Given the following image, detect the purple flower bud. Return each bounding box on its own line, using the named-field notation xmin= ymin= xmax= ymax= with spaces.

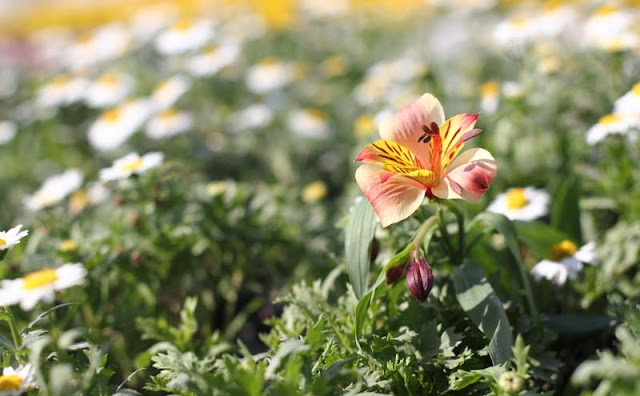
xmin=386 ymin=263 xmax=406 ymax=285
xmin=406 ymin=255 xmax=433 ymax=302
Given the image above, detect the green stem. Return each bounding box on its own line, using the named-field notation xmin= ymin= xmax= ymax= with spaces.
xmin=412 ymin=216 xmax=438 ymax=248
xmin=443 ymin=201 xmax=466 ymax=262
xmin=3 ymin=306 xmax=22 ymax=350
xmin=437 ymin=208 xmax=456 ymax=263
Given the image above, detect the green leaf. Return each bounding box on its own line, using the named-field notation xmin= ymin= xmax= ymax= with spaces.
xmin=544 ymin=314 xmax=616 ymax=335
xmin=344 ymin=198 xmax=377 ymax=299
xmin=551 ymin=174 xmax=582 ymax=242
xmin=470 ymin=212 xmax=537 ymax=316
xmin=354 ymin=242 xmax=413 ymax=349
xmin=514 ymin=220 xmax=572 ymax=259
xmin=453 ymin=260 xmax=513 ymax=365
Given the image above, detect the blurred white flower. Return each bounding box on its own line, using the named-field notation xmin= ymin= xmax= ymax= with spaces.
xmin=246 ymin=58 xmax=294 ymax=94
xmin=584 ymin=5 xmax=633 ymax=41
xmin=24 ymin=169 xmax=83 ymax=211
xmin=0 ymin=225 xmax=28 ymax=251
xmin=84 ymin=72 xmax=135 ymax=108
xmin=479 ymin=81 xmax=500 ymax=114
xmin=614 ymin=82 xmax=640 ymax=117
xmin=186 ymin=43 xmax=240 ymax=77
xmin=0 ymin=121 xmax=16 ymax=145
xmin=502 ymin=81 xmax=523 ymax=98
xmin=0 ymin=263 xmax=86 ymax=310
xmin=586 ymin=113 xmax=637 ymax=145
xmin=228 ymin=104 xmax=274 ymax=131
xmin=535 ymin=4 xmax=577 ymax=38
xmin=0 ymin=364 xmax=36 ymax=394
xmin=65 ymin=24 xmax=132 ymax=71
xmin=88 ymin=99 xmax=152 ymax=151
xmin=531 ymin=241 xmax=597 ymax=286
xmin=129 ymin=5 xmax=177 ymax=42
xmin=146 ymin=109 xmax=193 ymax=139
xmin=155 ymin=19 xmax=214 ymax=55
xmin=151 ymin=75 xmax=191 ymax=111
xmin=100 ymin=152 xmax=164 ymax=182
xmin=487 ymin=187 xmax=549 ymax=221
xmin=300 ymin=0 xmax=350 ymax=19
xmin=494 ymin=16 xmax=537 ymax=47
xmin=287 ymin=108 xmax=330 ymax=139
xmin=36 ymin=75 xmax=89 ymax=108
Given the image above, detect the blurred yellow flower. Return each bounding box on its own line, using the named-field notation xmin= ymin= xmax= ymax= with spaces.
xmin=302 ymin=181 xmax=328 ymax=203
xmin=354 ymin=114 xmax=376 ymax=137
xmin=59 ymin=240 xmax=77 ymax=252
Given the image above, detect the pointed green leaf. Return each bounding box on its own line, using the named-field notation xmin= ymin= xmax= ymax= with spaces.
xmin=551 ymin=174 xmax=582 ymax=242
xmin=514 ymin=220 xmax=572 ymax=259
xmin=453 ymin=260 xmax=513 ymax=365
xmin=344 ymin=198 xmax=377 ymax=299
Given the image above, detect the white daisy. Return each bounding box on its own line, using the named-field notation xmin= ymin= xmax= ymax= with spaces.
xmin=24 ymin=169 xmax=83 ymax=211
xmin=583 ymin=5 xmax=634 ymax=48
xmin=186 ymin=43 xmax=240 ymax=77
xmin=88 ymin=98 xmax=152 ymax=151
xmin=129 ymin=4 xmax=176 ymax=42
xmin=534 ymin=4 xmax=577 ymax=38
xmin=227 ymin=104 xmax=274 ymax=132
xmin=493 ymin=16 xmax=537 ymax=47
xmin=614 ymin=82 xmax=640 ymax=117
xmin=36 ymin=75 xmax=89 ymax=109
xmin=151 ymin=76 xmax=191 ymax=111
xmin=0 ymin=263 xmax=86 ymax=311
xmin=487 ymin=187 xmax=550 ymax=221
xmin=531 ymin=241 xmax=597 ymax=286
xmin=84 ymin=72 xmax=135 ymax=109
xmin=245 ymin=58 xmax=295 ymax=94
xmin=100 ymin=152 xmax=164 ymax=182
xmin=65 ymin=24 xmax=132 ymax=71
xmin=154 ymin=19 xmax=214 ymax=55
xmin=479 ymin=81 xmax=500 ymax=114
xmin=287 ymin=108 xmax=330 ymax=139
xmin=0 ymin=364 xmax=36 ymax=395
xmin=586 ymin=113 xmax=637 ymax=145
xmin=299 ymin=0 xmax=350 ymax=19
xmin=0 ymin=225 xmax=28 ymax=252
xmin=145 ymin=109 xmax=193 ymax=139
xmin=0 ymin=121 xmax=16 ymax=145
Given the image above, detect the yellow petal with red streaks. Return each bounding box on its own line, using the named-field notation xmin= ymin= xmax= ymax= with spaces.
xmin=354 ymin=139 xmax=422 ymax=171
xmin=436 ymin=113 xmax=481 ymax=171
xmin=355 ymin=164 xmax=426 ymax=228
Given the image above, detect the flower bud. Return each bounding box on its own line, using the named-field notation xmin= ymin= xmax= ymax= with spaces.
xmin=498 ymin=371 xmax=523 ymax=394
xmin=405 ymin=255 xmax=433 ymax=301
xmin=385 ymin=263 xmax=406 ymax=284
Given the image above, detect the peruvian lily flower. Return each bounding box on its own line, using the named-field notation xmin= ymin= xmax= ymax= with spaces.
xmin=354 ymin=93 xmax=497 ymax=227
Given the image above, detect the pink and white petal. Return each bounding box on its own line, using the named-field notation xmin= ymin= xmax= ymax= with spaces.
xmin=432 ymin=148 xmax=497 ymax=201
xmin=355 ymin=164 xmax=426 ymax=228
xmin=379 ymin=93 xmax=445 ymax=167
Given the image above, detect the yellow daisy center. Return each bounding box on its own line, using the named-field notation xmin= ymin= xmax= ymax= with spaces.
xmin=599 ymin=114 xmax=621 ymax=125
xmin=98 ymin=73 xmax=119 ymax=86
xmin=259 ymin=57 xmax=279 ymax=66
xmin=69 ymin=190 xmax=89 ymax=214
xmin=594 ymin=5 xmax=618 ymax=17
xmin=354 ymin=114 xmax=375 ymax=137
xmin=511 ymin=17 xmax=529 ymax=29
xmin=173 ymin=19 xmax=192 ymax=31
xmin=0 ymin=374 xmax=22 ymax=391
xmin=302 ymin=181 xmax=327 ymax=203
xmin=59 ymin=240 xmax=77 ymax=252
xmin=549 ymin=240 xmax=578 ymax=261
xmin=632 ymin=83 xmax=640 ymax=96
xmin=306 ymin=108 xmax=327 ymax=121
xmin=122 ymin=158 xmax=144 ymax=173
xmin=23 ymin=269 xmax=58 ymax=290
xmin=159 ymin=108 xmax=179 ymax=120
xmin=102 ymin=108 xmax=121 ymax=123
xmin=51 ymin=75 xmax=71 ymax=87
xmin=506 ymin=188 xmax=529 ymax=209
xmin=0 ymin=238 xmax=6 ymax=246
xmin=481 ymin=81 xmax=500 ymax=97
